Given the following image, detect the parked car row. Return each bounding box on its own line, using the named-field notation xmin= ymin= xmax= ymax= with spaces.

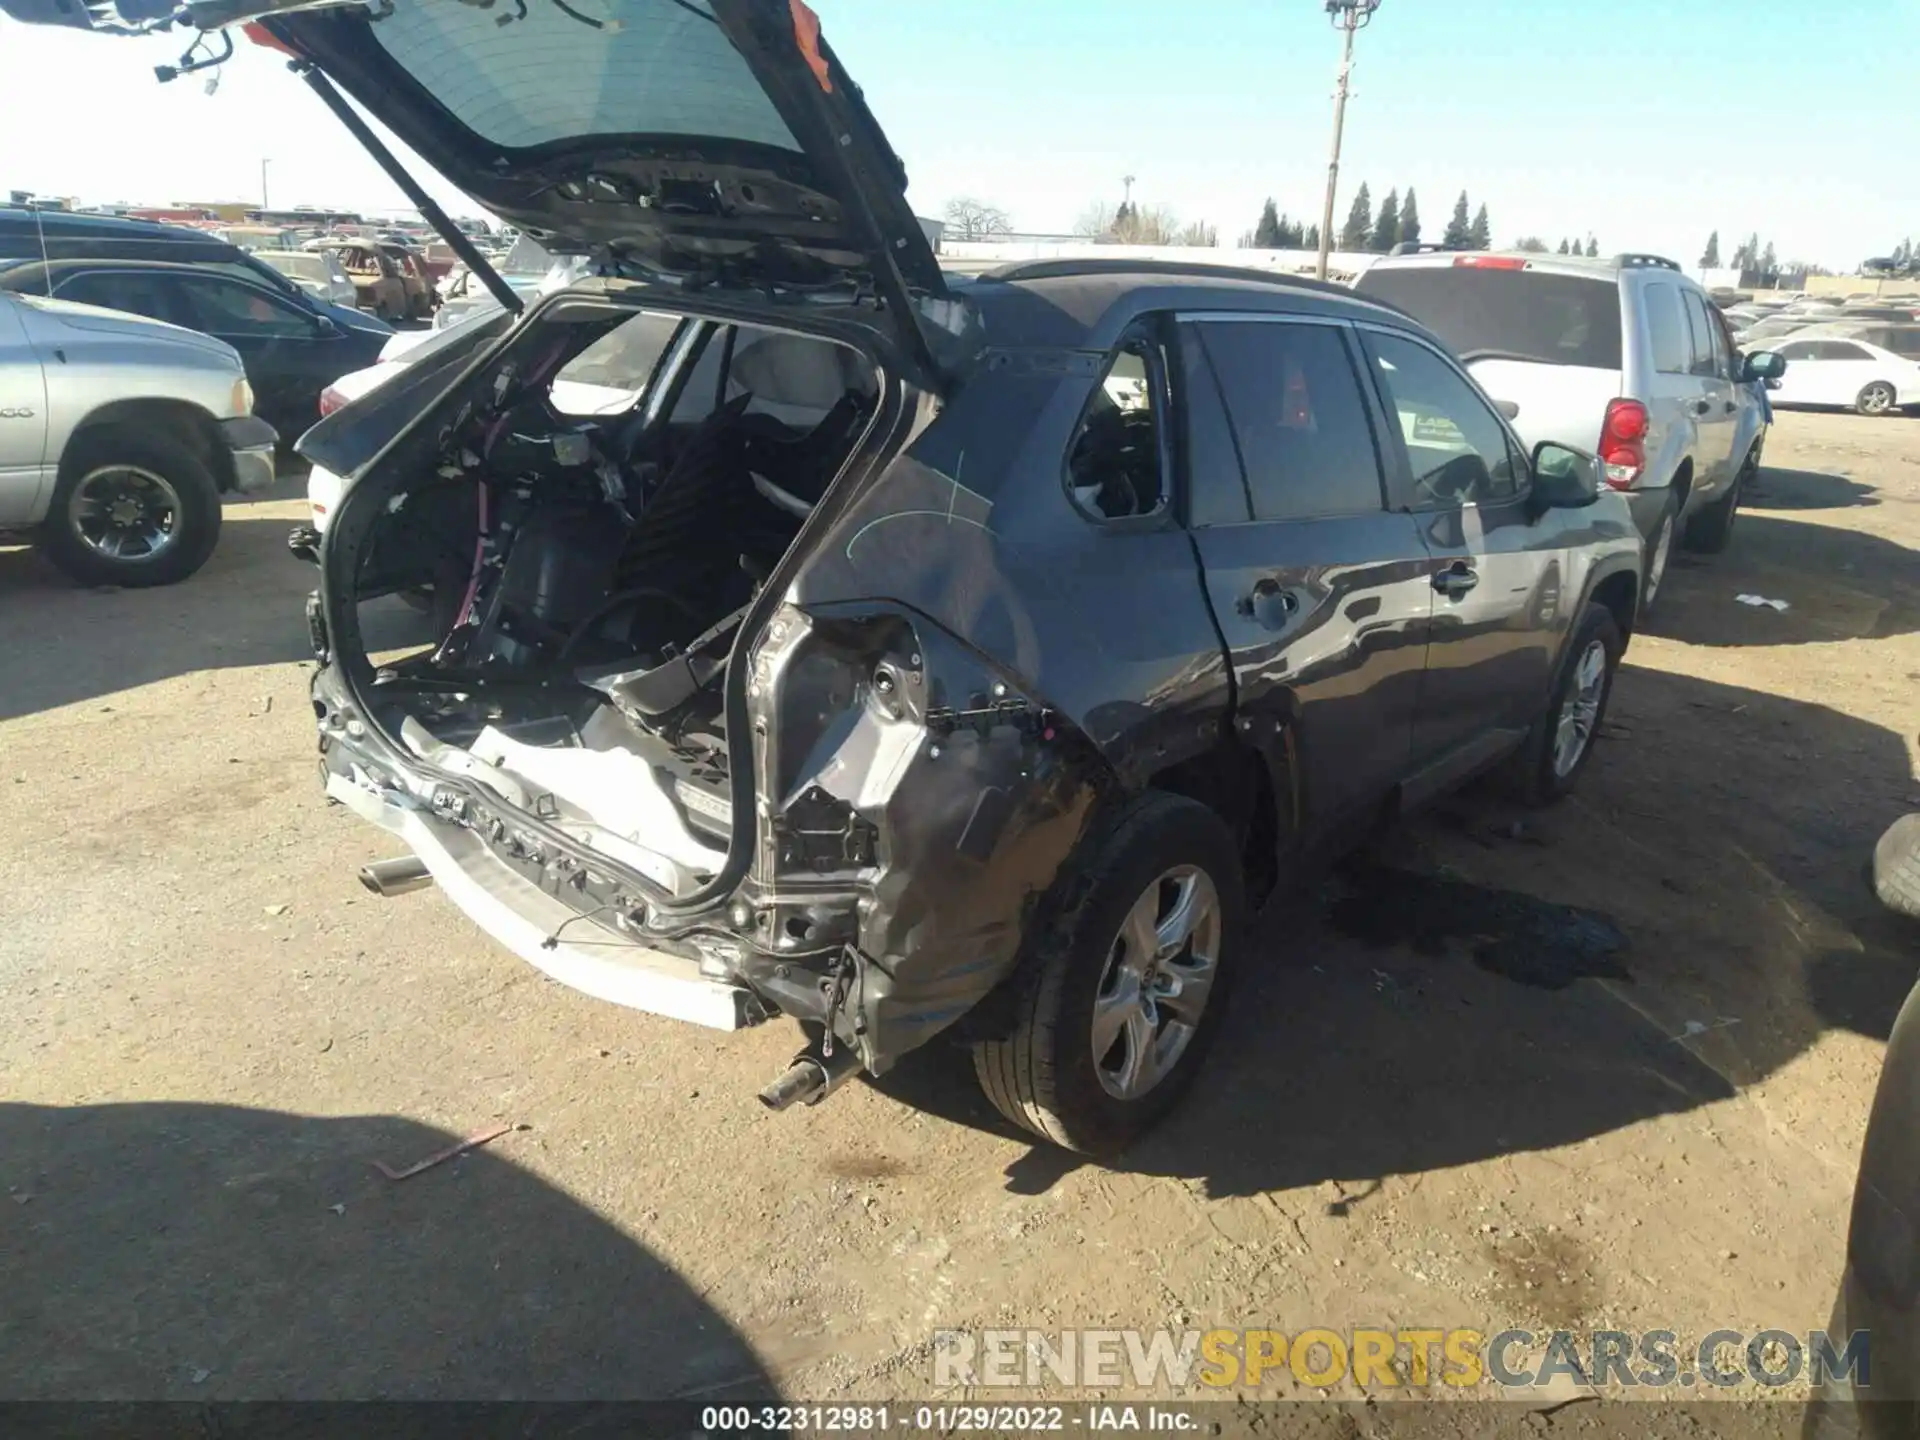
xmin=0 ymin=206 xmax=402 ymax=583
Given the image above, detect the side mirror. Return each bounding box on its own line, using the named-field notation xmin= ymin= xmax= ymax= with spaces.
xmin=314 ymin=314 xmax=341 ymax=337
xmin=1742 ymin=350 xmax=1787 ymax=383
xmin=1493 ymin=398 xmax=1521 ymax=421
xmin=1528 ymin=441 xmax=1601 ymax=515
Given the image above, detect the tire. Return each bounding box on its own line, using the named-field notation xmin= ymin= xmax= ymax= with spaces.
xmin=39 ymin=427 xmax=223 ymax=588
xmin=1856 ymin=382 xmax=1898 ymax=416
xmin=972 ymin=791 xmax=1247 ymax=1155
xmin=1683 ymin=448 xmax=1752 ymax=555
xmin=1874 ymin=814 xmax=1920 ymax=921
xmin=1640 ymin=495 xmax=1678 ymax=614
xmin=1509 ymin=602 xmax=1623 ymax=806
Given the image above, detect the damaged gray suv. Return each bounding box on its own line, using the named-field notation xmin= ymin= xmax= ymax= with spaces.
xmin=18 ymin=0 xmax=1642 ymax=1152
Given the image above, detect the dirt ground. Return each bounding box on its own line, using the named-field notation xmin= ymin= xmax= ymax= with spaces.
xmin=2 ymin=410 xmax=1916 ymax=1418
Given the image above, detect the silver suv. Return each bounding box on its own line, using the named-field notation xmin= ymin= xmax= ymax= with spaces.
xmin=1356 ymin=250 xmax=1785 ymax=610
xmin=0 ymin=289 xmax=275 ymax=586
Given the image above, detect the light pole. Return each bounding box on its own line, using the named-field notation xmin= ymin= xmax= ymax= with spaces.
xmin=260 ymin=158 xmax=271 ymax=212
xmin=1316 ymin=0 xmax=1381 ymax=281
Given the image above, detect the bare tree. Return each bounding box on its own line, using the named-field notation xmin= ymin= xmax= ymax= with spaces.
xmin=1075 ymin=198 xmax=1181 ymax=244
xmin=942 ymin=196 xmax=1012 ymax=242
xmin=1177 ymin=219 xmax=1218 ymax=248
xmin=1074 ymin=200 xmax=1122 ymax=240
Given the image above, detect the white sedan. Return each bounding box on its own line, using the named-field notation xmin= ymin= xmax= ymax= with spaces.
xmin=1766 ymin=336 xmax=1920 ymax=416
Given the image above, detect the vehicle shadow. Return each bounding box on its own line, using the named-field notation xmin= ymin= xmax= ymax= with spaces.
xmin=0 ymin=483 xmax=428 ymax=723
xmin=877 ymin=665 xmax=1917 ymax=1198
xmin=1647 ymin=510 xmax=1920 ymax=646
xmin=1743 ymin=464 xmax=1880 ymax=510
xmin=0 ymin=1100 xmax=777 ymax=1401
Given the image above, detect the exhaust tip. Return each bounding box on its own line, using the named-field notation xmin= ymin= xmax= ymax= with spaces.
xmin=757 ymin=1050 xmax=860 ymax=1111
xmin=360 ymin=856 xmax=432 ymax=897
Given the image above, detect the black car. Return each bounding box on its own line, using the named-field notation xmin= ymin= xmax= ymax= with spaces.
xmin=7 ymin=0 xmax=1643 ymax=1154
xmin=0 ymin=259 xmax=388 ymax=441
xmin=0 ymin=207 xmax=392 ymax=341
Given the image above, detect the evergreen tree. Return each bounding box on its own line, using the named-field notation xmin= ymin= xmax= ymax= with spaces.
xmin=1442 ymin=191 xmax=1472 ymax=249
xmin=1585 ymin=236 xmax=1599 ymax=258
xmin=1253 ymin=199 xmax=1282 ymax=249
xmin=1279 ymin=215 xmax=1303 ymax=248
xmin=1700 ymin=231 xmax=1721 ymax=268
xmin=1398 ymin=188 xmax=1421 ymax=247
xmin=1370 ymin=188 xmax=1401 ymax=253
xmin=1339 ymin=183 xmax=1373 ymax=252
xmin=1556 ymin=238 xmax=1570 ymax=254
xmin=1468 ymin=203 xmax=1491 ymax=250
xmin=1760 ymin=241 xmax=1777 ymax=275
xmin=1303 ymin=223 xmax=1321 ymax=251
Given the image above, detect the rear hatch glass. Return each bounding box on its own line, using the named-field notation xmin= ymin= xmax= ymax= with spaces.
xmin=1357 ymin=267 xmax=1623 ymax=370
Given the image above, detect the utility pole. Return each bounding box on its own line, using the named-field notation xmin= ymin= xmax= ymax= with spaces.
xmin=261 ymin=158 xmax=271 ymax=211
xmin=1122 ymin=174 xmax=1136 ymax=208
xmin=1316 ymin=0 xmax=1381 ymax=281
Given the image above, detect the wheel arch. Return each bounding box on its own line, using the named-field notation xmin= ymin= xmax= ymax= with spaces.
xmin=1145 ymin=733 xmax=1286 ymax=906
xmin=1583 ymin=558 xmax=1640 ymax=645
xmin=1667 ymin=456 xmax=1695 ymax=513
xmin=65 ymin=398 xmax=237 ymax=494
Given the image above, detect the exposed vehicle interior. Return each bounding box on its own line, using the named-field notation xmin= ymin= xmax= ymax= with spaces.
xmin=341 ymin=310 xmax=882 ymax=892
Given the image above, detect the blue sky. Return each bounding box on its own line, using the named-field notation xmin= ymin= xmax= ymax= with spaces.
xmin=1 ymin=0 xmax=1912 ymax=266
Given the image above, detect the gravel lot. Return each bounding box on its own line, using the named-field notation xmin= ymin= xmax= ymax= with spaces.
xmin=2 ymin=409 xmax=1916 ymax=1410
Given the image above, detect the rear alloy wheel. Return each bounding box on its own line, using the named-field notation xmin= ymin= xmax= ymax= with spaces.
xmin=1683 ymin=449 xmax=1752 ymax=554
xmin=1856 ymin=382 xmax=1899 ymax=416
xmin=1641 ymin=499 xmax=1677 ymax=613
xmin=1509 ymin=602 xmax=1623 ymax=805
xmin=973 ymin=791 xmax=1245 ymax=1155
xmin=40 ymin=428 xmax=223 ymax=587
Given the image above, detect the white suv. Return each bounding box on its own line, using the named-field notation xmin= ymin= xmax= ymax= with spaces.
xmin=1356 ymin=250 xmax=1784 ymax=610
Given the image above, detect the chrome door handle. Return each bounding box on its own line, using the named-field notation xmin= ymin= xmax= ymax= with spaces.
xmin=1433 ymin=564 xmax=1479 ymax=597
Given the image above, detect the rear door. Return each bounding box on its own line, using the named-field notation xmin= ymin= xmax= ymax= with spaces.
xmin=0 ymin=298 xmax=50 ymax=525
xmin=1639 ymin=279 xmax=1705 ymax=485
xmin=1681 ymin=287 xmax=1738 ymax=489
xmin=1177 ymin=313 xmax=1432 ymax=833
xmin=1355 ymin=325 xmax=1563 ymax=795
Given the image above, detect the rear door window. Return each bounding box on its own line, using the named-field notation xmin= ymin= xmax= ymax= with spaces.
xmin=1682 ymin=291 xmax=1721 ymax=377
xmin=1066 ymin=337 xmax=1166 ymax=520
xmin=1813 ymin=341 xmax=1873 ymax=361
xmin=1645 ymin=283 xmax=1690 ymax=374
xmin=1353 ymin=265 xmax=1623 ymax=369
xmin=53 ymin=270 xmax=192 ymax=328
xmin=1190 ymin=320 xmax=1385 ymax=521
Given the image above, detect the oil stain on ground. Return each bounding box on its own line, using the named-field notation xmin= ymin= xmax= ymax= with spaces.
xmin=1326 ymin=864 xmax=1631 ymax=990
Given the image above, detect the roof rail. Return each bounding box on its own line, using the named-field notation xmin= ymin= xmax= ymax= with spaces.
xmin=1387 ymin=241 xmax=1450 ymax=256
xmin=1613 ymin=252 xmax=1682 ymax=272
xmin=983 ymin=256 xmax=1359 ymax=300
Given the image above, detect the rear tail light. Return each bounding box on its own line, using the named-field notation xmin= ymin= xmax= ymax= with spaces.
xmin=318 ymin=385 xmax=347 ymax=418
xmin=1598 ymin=398 xmax=1650 ymax=489
xmin=1455 ymin=255 xmax=1528 ymax=270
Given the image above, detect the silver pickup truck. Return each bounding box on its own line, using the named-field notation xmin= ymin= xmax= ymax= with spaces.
xmin=0 ymin=288 xmax=276 ymax=586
